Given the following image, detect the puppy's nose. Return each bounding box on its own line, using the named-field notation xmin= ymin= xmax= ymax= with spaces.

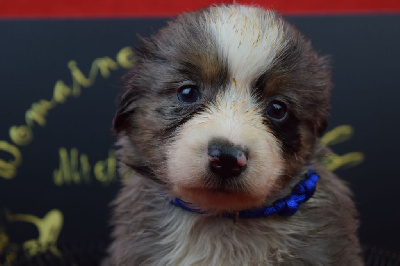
xmin=208 ymin=139 xmax=248 ymax=178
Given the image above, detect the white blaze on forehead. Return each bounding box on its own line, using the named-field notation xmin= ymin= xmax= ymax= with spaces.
xmin=166 ymin=6 xmax=287 ymax=211
xmin=206 ymin=5 xmax=287 ymax=82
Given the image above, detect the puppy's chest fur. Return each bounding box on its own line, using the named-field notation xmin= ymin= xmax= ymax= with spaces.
xmin=108 ymin=165 xmax=361 ymax=266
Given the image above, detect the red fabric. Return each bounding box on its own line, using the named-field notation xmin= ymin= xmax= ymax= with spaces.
xmin=1 ymin=0 xmax=400 ymax=18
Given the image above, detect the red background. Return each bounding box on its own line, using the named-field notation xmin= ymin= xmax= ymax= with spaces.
xmin=1 ymin=0 xmax=400 ymax=18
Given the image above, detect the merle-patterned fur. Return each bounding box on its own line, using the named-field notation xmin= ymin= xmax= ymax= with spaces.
xmin=105 ymin=5 xmax=362 ymax=265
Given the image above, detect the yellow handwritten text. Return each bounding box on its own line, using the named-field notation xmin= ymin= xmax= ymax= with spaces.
xmin=6 ymin=209 xmax=64 ymax=257
xmin=68 ymin=57 xmax=118 ymax=95
xmin=53 ymin=148 xmax=117 ymax=186
xmin=25 ymin=100 xmax=54 ymax=128
xmin=9 ymin=125 xmax=34 ymax=147
xmin=0 ymin=47 xmax=134 ymax=180
xmin=321 ymin=125 xmax=354 ymax=146
xmin=0 ymin=141 xmax=22 ymax=180
xmin=94 ymin=149 xmax=117 ymax=186
xmin=324 ymin=152 xmax=365 ymax=171
xmin=53 ymin=148 xmax=91 ymax=185
xmin=0 ymin=229 xmax=9 ymax=255
xmin=322 ymin=125 xmax=365 ymax=171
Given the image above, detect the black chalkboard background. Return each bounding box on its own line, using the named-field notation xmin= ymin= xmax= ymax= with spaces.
xmin=0 ymin=14 xmax=399 ymax=263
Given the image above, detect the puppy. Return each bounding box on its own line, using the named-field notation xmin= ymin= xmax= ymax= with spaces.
xmin=106 ymin=5 xmax=363 ymax=265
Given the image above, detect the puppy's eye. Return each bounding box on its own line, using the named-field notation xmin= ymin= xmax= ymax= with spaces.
xmin=266 ymin=101 xmax=287 ymax=121
xmin=177 ymin=85 xmax=200 ymax=104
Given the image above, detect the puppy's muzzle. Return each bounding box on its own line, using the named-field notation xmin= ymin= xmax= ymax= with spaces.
xmin=208 ymin=138 xmax=249 ymax=178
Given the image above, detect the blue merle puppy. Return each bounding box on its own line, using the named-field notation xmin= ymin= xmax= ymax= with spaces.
xmin=105 ymin=5 xmax=363 ymax=265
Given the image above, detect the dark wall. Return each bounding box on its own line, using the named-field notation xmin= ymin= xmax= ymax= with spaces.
xmin=0 ymin=14 xmax=399 ymax=259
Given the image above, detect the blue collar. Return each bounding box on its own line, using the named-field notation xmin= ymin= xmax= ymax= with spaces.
xmin=169 ymin=169 xmax=319 ymax=219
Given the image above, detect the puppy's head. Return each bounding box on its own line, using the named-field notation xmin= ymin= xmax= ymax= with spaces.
xmin=114 ymin=5 xmax=331 ymax=212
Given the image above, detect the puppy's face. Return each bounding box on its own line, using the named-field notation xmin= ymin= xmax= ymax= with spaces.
xmin=114 ymin=5 xmax=331 ymax=212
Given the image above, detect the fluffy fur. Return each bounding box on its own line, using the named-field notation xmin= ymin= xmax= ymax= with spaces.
xmin=105 ymin=5 xmax=363 ymax=265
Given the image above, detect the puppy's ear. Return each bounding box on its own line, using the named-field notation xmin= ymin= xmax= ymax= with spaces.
xmin=314 ymin=55 xmax=332 ymax=137
xmin=113 ymin=88 xmax=139 ymax=134
xmin=317 ymin=120 xmax=328 ymax=137
xmin=113 ymin=44 xmax=150 ymax=134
